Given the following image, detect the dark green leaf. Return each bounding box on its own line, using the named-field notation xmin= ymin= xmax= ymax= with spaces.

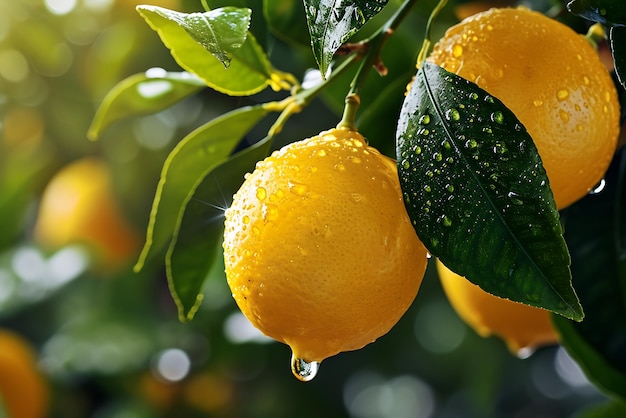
xmin=553 ymin=146 xmax=626 ymax=400
xmin=264 ymin=0 xmax=310 ymax=46
xmin=167 ymin=136 xmax=273 ymax=321
xmin=134 ymin=105 xmax=269 ymax=272
xmin=88 ymin=70 xmax=205 ymax=140
xmin=137 ymin=6 xmax=251 ymax=67
xmin=396 ymin=63 xmax=582 ymax=320
xmin=610 ymin=26 xmax=626 ymax=90
xmin=566 ymin=0 xmax=626 ymax=27
xmin=303 ymin=0 xmax=388 ymax=76
xmin=137 ymin=6 xmax=274 ymax=95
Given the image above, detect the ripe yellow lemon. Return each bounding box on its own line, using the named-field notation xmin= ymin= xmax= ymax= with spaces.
xmin=427 ymin=7 xmax=620 ymax=209
xmin=34 ymin=157 xmax=140 ymax=269
xmin=0 ymin=329 xmax=49 ymax=418
xmin=436 ymin=259 xmax=559 ymax=354
xmin=223 ymin=128 xmax=428 ymax=372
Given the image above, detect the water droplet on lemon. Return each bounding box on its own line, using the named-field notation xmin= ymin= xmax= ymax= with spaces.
xmin=291 ymin=354 xmax=319 ymax=382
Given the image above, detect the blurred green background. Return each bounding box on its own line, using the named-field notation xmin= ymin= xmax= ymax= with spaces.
xmin=0 ymin=0 xmax=613 ymax=417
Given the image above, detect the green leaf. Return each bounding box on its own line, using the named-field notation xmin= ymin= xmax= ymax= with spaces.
xmin=610 ymin=26 xmax=626 ymax=90
xmin=137 ymin=6 xmax=251 ymax=67
xmin=134 ymin=105 xmax=269 ymax=272
xmin=396 ymin=63 xmax=582 ymax=320
xmin=137 ymin=6 xmax=274 ymax=95
xmin=566 ymin=0 xmax=626 ymax=27
xmin=263 ymin=0 xmax=310 ymax=46
xmin=166 ymin=136 xmax=273 ymax=321
xmin=88 ymin=70 xmax=205 ymax=140
xmin=303 ymin=0 xmax=388 ymax=76
xmin=553 ymin=147 xmax=626 ymax=400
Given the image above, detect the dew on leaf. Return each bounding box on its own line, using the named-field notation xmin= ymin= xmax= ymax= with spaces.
xmin=419 ymin=114 xmax=431 ymax=125
xmin=402 ymin=160 xmax=410 ymax=169
xmin=490 ymin=111 xmax=504 ymax=124
xmin=439 ymin=215 xmax=452 ymax=227
xmin=445 ymin=108 xmax=461 ymax=121
xmin=433 ymin=152 xmax=443 ymax=162
xmin=507 ymin=191 xmax=524 ymax=205
xmin=465 ymin=138 xmax=478 ymax=149
xmin=414 ymin=145 xmax=422 ymax=155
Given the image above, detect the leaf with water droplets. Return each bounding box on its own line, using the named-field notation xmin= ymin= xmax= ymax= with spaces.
xmin=396 ymin=62 xmax=582 ymax=320
xmin=303 ymin=0 xmax=388 ymax=77
xmin=137 ymin=6 xmax=275 ymax=95
xmin=168 ymin=136 xmax=273 ymax=322
xmin=138 ymin=6 xmax=251 ymax=67
xmin=553 ymin=147 xmax=626 ymax=399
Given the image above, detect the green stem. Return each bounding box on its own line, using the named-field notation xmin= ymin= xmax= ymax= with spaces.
xmin=338 ymin=0 xmax=421 ymax=129
xmin=416 ymin=0 xmax=448 ymax=67
xmin=266 ymin=54 xmax=360 ymax=138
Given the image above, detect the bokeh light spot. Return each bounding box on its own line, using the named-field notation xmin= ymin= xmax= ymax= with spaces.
xmin=223 ymin=312 xmax=272 ymax=344
xmin=44 ymin=0 xmax=77 ymax=15
xmin=414 ymin=299 xmax=466 ymax=353
xmin=154 ymin=348 xmax=191 ymax=382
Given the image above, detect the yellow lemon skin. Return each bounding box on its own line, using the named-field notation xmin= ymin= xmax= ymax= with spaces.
xmin=436 ymin=259 xmax=559 ymax=353
xmin=0 ymin=329 xmax=49 ymax=418
xmin=223 ymin=128 xmax=428 ymax=363
xmin=427 ymin=7 xmax=620 ymax=209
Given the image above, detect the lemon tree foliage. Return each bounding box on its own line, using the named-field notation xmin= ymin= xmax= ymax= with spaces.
xmin=88 ymin=70 xmax=205 ymax=140
xmin=396 ymin=63 xmax=582 ymax=320
xmin=135 ymin=106 xmax=269 ymax=273
xmin=303 ymin=0 xmax=388 ymax=76
xmin=168 ymin=134 xmax=273 ymax=321
xmin=554 ymin=147 xmax=626 ymax=399
xmin=567 ymin=0 xmax=626 ymax=88
xmin=137 ymin=6 xmax=277 ymax=95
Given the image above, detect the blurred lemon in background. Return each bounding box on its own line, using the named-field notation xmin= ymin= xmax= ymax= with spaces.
xmin=0 ymin=329 xmax=49 ymax=418
xmin=34 ymin=157 xmax=140 ymax=271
